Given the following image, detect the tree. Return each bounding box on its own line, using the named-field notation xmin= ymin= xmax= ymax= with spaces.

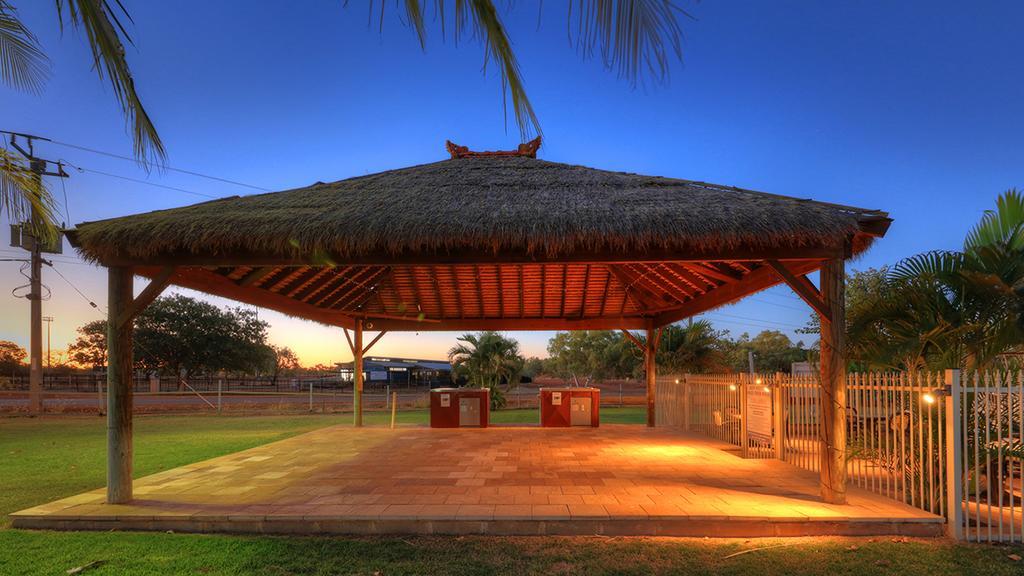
xmin=847 ymin=190 xmax=1024 ymax=370
xmin=448 ymin=331 xmax=524 ymax=409
xmin=545 ymin=330 xmax=638 ymax=384
xmin=66 ymin=295 xmax=274 ymax=376
xmin=0 ymin=340 xmax=27 ymax=373
xmin=1 ymin=1 xmax=689 ymax=235
xmin=522 ymin=356 xmax=545 ymax=379
xmin=267 ymin=345 xmax=300 ymax=385
xmin=726 ymin=330 xmax=807 ymax=373
xmin=657 ymin=320 xmax=730 ymax=374
xmin=1 ymin=0 xmax=163 ymax=239
xmin=67 ymin=320 xmax=106 ymax=368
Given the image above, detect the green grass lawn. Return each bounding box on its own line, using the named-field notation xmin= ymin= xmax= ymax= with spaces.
xmin=2 ymin=408 xmax=1022 ymax=575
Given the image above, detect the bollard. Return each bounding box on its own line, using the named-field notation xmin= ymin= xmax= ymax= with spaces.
xmin=390 ymin=391 xmax=398 ymax=429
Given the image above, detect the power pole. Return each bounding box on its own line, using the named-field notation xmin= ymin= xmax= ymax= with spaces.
xmin=43 ymin=316 xmax=53 ymax=369
xmin=7 ymin=132 xmax=68 ymax=415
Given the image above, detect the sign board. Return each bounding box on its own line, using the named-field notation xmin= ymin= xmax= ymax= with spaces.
xmin=551 ymin=391 xmax=562 ymax=406
xmin=746 ymin=384 xmax=773 ymax=441
xmin=440 ymin=393 xmax=451 ymax=407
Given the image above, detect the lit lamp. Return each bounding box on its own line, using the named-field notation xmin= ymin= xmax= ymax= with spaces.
xmin=728 ymin=384 xmax=737 ymax=392
xmin=922 ymin=386 xmax=950 ymax=405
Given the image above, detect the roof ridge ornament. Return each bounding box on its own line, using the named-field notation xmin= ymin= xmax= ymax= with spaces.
xmin=446 ymin=136 xmax=541 ymax=159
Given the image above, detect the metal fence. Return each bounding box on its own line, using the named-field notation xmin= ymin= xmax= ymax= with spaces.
xmin=0 ymin=373 xmax=450 ymax=393
xmin=657 ymin=369 xmax=1024 ymax=543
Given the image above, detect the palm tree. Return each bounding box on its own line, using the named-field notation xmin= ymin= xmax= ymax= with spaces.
xmin=448 ymin=331 xmax=524 ymax=408
xmin=657 ymin=319 xmax=729 ymax=373
xmin=1 ymin=0 xmax=163 ymax=238
xmin=1 ymin=1 xmax=688 ymax=234
xmin=887 ymin=189 xmax=1024 ymax=368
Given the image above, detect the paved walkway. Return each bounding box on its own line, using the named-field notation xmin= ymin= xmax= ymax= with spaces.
xmin=12 ymin=425 xmax=943 ymax=536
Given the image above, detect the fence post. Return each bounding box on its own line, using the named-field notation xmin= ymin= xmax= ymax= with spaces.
xmin=217 ymin=376 xmax=223 ymax=415
xmin=739 ymin=375 xmax=749 ymax=458
xmin=308 ymin=382 xmax=314 ymax=412
xmin=96 ymin=375 xmax=104 ymax=416
xmin=944 ymin=369 xmax=963 ymax=540
xmin=774 ymin=372 xmax=786 ymax=461
xmin=683 ymin=375 xmax=691 ymax=432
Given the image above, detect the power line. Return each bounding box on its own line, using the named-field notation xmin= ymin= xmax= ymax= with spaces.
xmin=702 ymin=311 xmax=807 ymax=330
xmin=0 ymin=132 xmax=271 ymax=192
xmin=62 ymin=161 xmax=220 ymax=199
xmin=48 ymin=263 xmax=100 ymax=310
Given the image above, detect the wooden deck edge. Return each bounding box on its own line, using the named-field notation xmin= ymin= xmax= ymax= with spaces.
xmin=11 ymin=516 xmax=946 ymax=538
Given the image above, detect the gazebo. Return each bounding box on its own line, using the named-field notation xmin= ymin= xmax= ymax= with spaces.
xmin=67 ymin=138 xmax=890 ymax=508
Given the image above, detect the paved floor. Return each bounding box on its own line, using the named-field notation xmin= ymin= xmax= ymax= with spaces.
xmin=12 ymin=425 xmax=944 ymax=536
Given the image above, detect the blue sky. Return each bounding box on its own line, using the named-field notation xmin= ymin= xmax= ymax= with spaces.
xmin=1 ymin=1 xmax=1021 ymax=365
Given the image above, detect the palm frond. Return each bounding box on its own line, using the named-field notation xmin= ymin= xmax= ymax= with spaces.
xmin=889 ymin=250 xmax=962 ymax=282
xmin=0 ymin=149 xmax=58 ymax=243
xmin=457 ymin=0 xmax=540 ymax=139
xmin=56 ymin=0 xmax=165 ymax=165
xmin=965 ymin=188 xmax=1024 ymax=251
xmin=568 ymin=0 xmax=686 ymax=86
xmin=0 ymin=1 xmax=48 ymax=94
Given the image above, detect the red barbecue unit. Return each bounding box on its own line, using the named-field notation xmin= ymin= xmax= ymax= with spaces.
xmin=430 ymin=388 xmax=490 ymax=428
xmin=539 ymin=387 xmax=600 ymax=427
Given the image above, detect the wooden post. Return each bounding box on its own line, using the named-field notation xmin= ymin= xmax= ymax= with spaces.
xmin=774 ymin=372 xmax=786 ymax=461
xmin=353 ymin=319 xmax=364 ymax=427
xmin=945 ymin=369 xmax=963 ymax=539
xmin=645 ymin=327 xmax=657 ymax=428
xmin=818 ymin=258 xmax=847 ymax=504
xmin=390 ymin=391 xmax=398 ymax=429
xmin=106 ymin=266 xmax=134 ymax=504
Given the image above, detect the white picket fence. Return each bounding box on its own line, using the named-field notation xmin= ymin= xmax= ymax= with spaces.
xmin=656 ymin=369 xmax=1024 ymax=543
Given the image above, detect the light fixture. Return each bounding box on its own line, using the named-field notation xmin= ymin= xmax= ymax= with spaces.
xmin=923 ymin=392 xmax=936 ymax=404
xmin=729 ymin=384 xmax=737 ymax=392
xmin=763 ymin=386 xmax=770 ymax=393
xmin=674 ymin=378 xmax=680 ymax=384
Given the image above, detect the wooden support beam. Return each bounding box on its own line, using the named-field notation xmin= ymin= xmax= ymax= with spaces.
xmin=117 ymin=266 xmax=175 ymax=328
xmin=279 ymin=267 xmax=320 ymax=296
xmin=353 ymin=319 xmax=364 ymax=427
xmin=579 ymin=264 xmax=591 ymax=318
xmin=652 ymin=260 xmax=824 ymax=326
xmin=293 ymin=267 xmax=347 ymax=302
xmin=431 ymin=266 xmax=448 ymax=318
xmin=370 ymin=314 xmax=651 ymax=332
xmin=766 ymin=260 xmax=831 ymax=321
xmin=517 ymin=264 xmax=525 ymax=318
xmin=608 ymin=265 xmax=662 ymax=309
xmin=681 ymin=262 xmax=741 ymax=284
xmin=136 ymin=266 xmax=355 ymax=329
xmin=819 ymin=258 xmax=847 ymax=504
xmin=599 ymin=271 xmax=611 ymax=317
xmin=621 ymin=329 xmax=644 ymax=350
xmin=452 ymin=266 xmax=466 ymax=319
xmin=473 ymin=264 xmax=485 ymax=317
xmin=343 ymin=327 xmax=355 ymax=355
xmin=88 ymin=244 xmax=847 ymax=268
xmin=495 ymin=266 xmax=505 ymax=318
xmin=238 ymin=266 xmax=276 ymax=287
xmin=645 ymin=327 xmax=658 ymax=428
xmin=106 ymin=266 xmax=134 ymax=504
xmin=362 ymin=330 xmax=387 ymax=355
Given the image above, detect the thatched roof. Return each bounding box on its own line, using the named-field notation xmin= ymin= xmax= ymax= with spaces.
xmin=68 ymin=155 xmax=888 ymax=265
